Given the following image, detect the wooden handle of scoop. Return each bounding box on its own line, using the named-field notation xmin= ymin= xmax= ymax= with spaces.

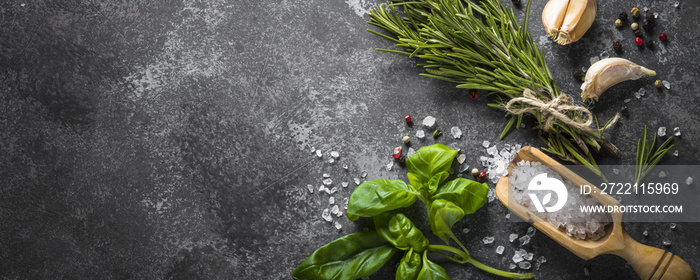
xmin=613 ymin=231 xmax=696 ymax=280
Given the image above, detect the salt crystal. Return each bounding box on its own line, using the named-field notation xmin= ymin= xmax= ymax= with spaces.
xmin=329 ymin=197 xmax=335 ymax=204
xmin=342 ymin=182 xmax=349 ymax=188
xmin=311 ymin=146 xmax=316 ymax=153
xmin=613 ymin=168 xmax=620 ymax=175
xmin=519 ymin=235 xmax=531 ymax=246
xmin=386 ymin=161 xmax=394 ymax=171
xmin=330 ymin=187 xmax=338 ymax=194
xmin=519 ymin=262 xmax=531 ymax=270
xmin=670 ymin=223 xmax=676 ymax=229
xmin=319 ymin=185 xmax=325 ymax=192
xmin=634 ymin=91 xmax=642 ymax=99
xmin=654 ymin=12 xmax=658 ymax=18
xmin=307 ymin=184 xmax=314 ymax=193
xmin=639 ymin=88 xmax=646 ymax=97
xmin=663 ymin=239 xmax=671 ymax=246
xmin=450 ymin=126 xmax=462 ymax=139
xmin=343 ymin=197 xmax=349 ymax=209
xmin=422 ymin=116 xmax=436 ymax=128
xmin=589 ymin=56 xmax=600 ymax=65
xmin=462 ymin=228 xmax=470 ymax=234
xmin=659 ymin=171 xmax=667 ymax=178
xmin=509 ymin=233 xmax=519 ymax=242
xmin=406 ymin=147 xmax=416 ymax=158
xmin=505 ymin=213 xmax=510 ymax=219
xmin=482 ymin=236 xmax=495 ymax=244
xmin=658 ymin=127 xmax=666 ymax=137
xmin=487 ymin=189 xmax=496 ymax=203
xmin=686 ymin=177 xmax=693 ymax=185
xmin=324 ymin=187 xmax=332 ymax=195
xmin=459 ymin=164 xmax=470 ymax=173
xmin=496 ymin=245 xmax=505 ymax=254
xmin=512 ymin=251 xmax=524 ymax=263
xmin=537 ymin=256 xmax=547 ymax=263
xmin=483 ymin=140 xmax=490 ymax=148
xmin=330 ymin=151 xmax=340 ymax=158
xmin=322 ymin=209 xmax=332 ymax=222
xmin=416 ymin=130 xmax=425 ymax=139
xmin=599 ymin=51 xmax=609 ymax=60
xmin=509 ymin=263 xmax=517 ymax=270
xmin=674 ymin=1 xmax=680 ymax=8
xmin=323 ymin=178 xmax=332 ymax=186
xmin=673 ymin=127 xmax=681 ymax=137
xmin=334 ymin=221 xmax=342 ymax=230
xmin=643 ymin=6 xmax=648 ymax=11
xmin=524 ymin=253 xmax=533 ymax=261
xmin=457 ymin=154 xmax=467 ymax=164
xmin=584 ymin=267 xmax=590 ymax=276
xmin=520 ymin=123 xmax=526 ymax=128
xmin=673 ymin=150 xmax=679 ymax=157
xmin=328 ymin=158 xmax=335 ymax=164
xmin=487 ymin=145 xmax=498 ymax=155
xmin=624 ymin=98 xmax=631 ymax=103
xmin=643 ymin=229 xmax=649 ymax=237
xmin=336 ymin=210 xmax=343 ymax=217
xmin=360 ymin=171 xmax=367 ymax=178
xmin=323 ymin=173 xmax=331 ymax=178
xmin=662 ymin=80 xmax=670 ymax=89
xmin=342 ymin=164 xmax=348 ymax=170
xmin=331 ymin=205 xmax=339 ymax=215
xmin=354 ymin=177 xmax=361 ymax=185
xmin=527 ymin=226 xmax=536 ymax=237
xmin=316 ymin=150 xmax=323 ymax=158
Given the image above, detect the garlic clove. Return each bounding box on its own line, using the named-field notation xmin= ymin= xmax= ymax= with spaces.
xmin=542 ymin=0 xmax=570 ymax=39
xmin=580 ymin=58 xmax=656 ymax=103
xmin=542 ymin=0 xmax=597 ymax=45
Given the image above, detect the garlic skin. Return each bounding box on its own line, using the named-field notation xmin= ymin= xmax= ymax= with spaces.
xmin=580 ymin=58 xmax=657 ymax=103
xmin=542 ymin=0 xmax=597 ymax=45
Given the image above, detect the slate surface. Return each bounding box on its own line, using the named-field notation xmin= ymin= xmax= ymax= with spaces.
xmin=1 ymin=0 xmax=699 ymax=279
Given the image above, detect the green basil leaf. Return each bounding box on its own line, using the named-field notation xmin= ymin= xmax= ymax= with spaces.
xmin=346 ymin=213 xmax=360 ymax=222
xmin=347 ymin=179 xmax=419 ymax=220
xmin=396 ymin=249 xmax=422 ymax=280
xmin=375 ymin=212 xmax=429 ymax=252
xmin=428 ymin=199 xmax=465 ymax=243
xmin=292 ymin=231 xmax=399 ymax=280
xmin=427 ymin=171 xmax=450 ymax=196
xmin=432 ymin=178 xmax=488 ymax=215
xmin=406 ymin=144 xmax=458 ymax=191
xmin=417 ymin=251 xmax=451 ymax=280
xmin=407 ymin=172 xmax=426 ymax=195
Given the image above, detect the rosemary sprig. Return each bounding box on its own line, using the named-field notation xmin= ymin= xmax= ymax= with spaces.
xmin=634 ymin=126 xmax=674 ymax=184
xmin=367 ymin=0 xmax=619 ymax=176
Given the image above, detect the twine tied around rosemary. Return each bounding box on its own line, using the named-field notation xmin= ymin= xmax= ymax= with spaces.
xmin=505 ymin=89 xmax=618 ymax=133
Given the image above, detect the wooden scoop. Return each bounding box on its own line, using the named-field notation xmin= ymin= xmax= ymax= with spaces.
xmin=495 ymin=146 xmax=696 ymax=280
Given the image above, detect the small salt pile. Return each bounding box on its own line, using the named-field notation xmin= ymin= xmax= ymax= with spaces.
xmin=509 ymin=161 xmax=610 ymax=240
xmin=481 ymin=143 xmax=521 ymax=183
xmin=512 ymin=249 xmax=527 ymax=263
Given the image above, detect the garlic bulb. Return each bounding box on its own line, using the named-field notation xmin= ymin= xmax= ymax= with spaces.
xmin=542 ymin=0 xmax=597 ymax=45
xmin=580 ymin=58 xmax=657 ymax=103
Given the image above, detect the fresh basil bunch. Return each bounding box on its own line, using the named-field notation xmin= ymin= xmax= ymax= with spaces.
xmin=292 ymin=144 xmax=532 ymax=280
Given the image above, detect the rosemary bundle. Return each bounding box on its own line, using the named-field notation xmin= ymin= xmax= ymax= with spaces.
xmin=635 ymin=126 xmax=674 ymax=184
xmin=368 ymin=0 xmax=619 ymax=177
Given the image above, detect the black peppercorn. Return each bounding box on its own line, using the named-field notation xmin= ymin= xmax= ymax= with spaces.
xmin=397 ymin=155 xmax=406 ymax=164
xmin=573 ymin=69 xmax=583 ymax=81
xmin=646 ymin=12 xmax=655 ymax=22
xmin=621 ymin=106 xmax=629 ymax=117
xmin=645 ymin=40 xmax=654 ymax=49
xmin=612 ymin=40 xmax=622 ymax=52
xmin=643 ymin=22 xmax=654 ymax=32
xmin=634 ymin=29 xmax=644 ymax=38
xmin=619 ymin=12 xmax=628 ymax=21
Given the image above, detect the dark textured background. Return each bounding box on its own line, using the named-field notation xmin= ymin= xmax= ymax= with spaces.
xmin=1 ymin=0 xmax=699 ymax=279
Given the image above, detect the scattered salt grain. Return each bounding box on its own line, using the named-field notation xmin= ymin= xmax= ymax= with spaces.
xmin=343 ymin=164 xmax=348 ymax=170
xmin=659 ymin=171 xmax=667 ymax=178
xmin=527 ymin=226 xmax=536 ymax=237
xmin=662 ymin=80 xmax=670 ymax=89
xmin=457 ymin=154 xmax=466 ymax=164
xmin=342 ymin=182 xmax=349 ymax=188
xmin=519 ymin=235 xmax=531 ymax=246
xmin=406 ymin=147 xmax=416 ymax=158
xmin=519 ymin=262 xmax=531 ymax=270
xmin=524 ymin=253 xmax=534 ymax=261
xmin=386 ymin=161 xmax=394 ymax=171
xmin=322 ymin=209 xmax=332 ymax=222
xmin=613 ymin=168 xmax=620 ymax=175
xmin=360 ymin=171 xmax=368 ymax=178
xmin=323 ymin=173 xmax=331 ymax=178
xmin=450 ymin=126 xmax=463 ymax=139
xmin=329 ymin=197 xmax=335 ymax=204
xmin=537 ymin=255 xmax=546 ymax=264
xmin=354 ymin=177 xmax=361 ymax=185
xmin=674 ymin=1 xmax=680 ymax=8
xmin=512 ymin=249 xmax=526 ymax=263
xmin=505 ymin=213 xmax=510 ymax=219
xmin=509 ymin=233 xmax=519 ymax=242
xmin=330 ymin=187 xmax=338 ymax=194
xmin=482 ymin=236 xmax=495 ymax=244
xmin=462 ymin=228 xmax=470 ymax=234
xmin=324 ymin=187 xmax=331 ymax=195
xmin=509 ymin=263 xmax=517 ymax=270
xmin=330 ymin=151 xmax=340 ymax=159
xmin=670 ymin=223 xmax=676 ymax=229
xmin=658 ymin=127 xmax=667 ymax=137
xmin=483 ymin=140 xmax=490 ymax=148
xmin=584 ymin=267 xmax=590 ymax=276
xmin=311 ymin=146 xmax=316 ymax=153
xmin=487 ymin=188 xmax=496 ymax=203
xmin=343 ymin=197 xmax=349 ymax=209
xmin=416 ymin=130 xmax=425 ymax=139
xmin=496 ymin=245 xmax=505 ymax=255
xmin=673 ymin=127 xmax=681 ymax=137
xmin=331 ymin=205 xmax=339 ymax=215
xmin=334 ymin=221 xmax=342 ymax=230
xmin=624 ymin=98 xmax=631 ymax=103
xmin=673 ymin=150 xmax=679 ymax=157
xmin=686 ymin=177 xmax=693 ymax=185
xmin=422 ymin=116 xmax=436 ymax=128
xmin=323 ymin=178 xmax=332 ymax=186
xmin=319 ymin=185 xmax=325 ymax=192
xmin=316 ymin=150 xmax=323 ymax=158
xmin=328 ymin=158 xmax=335 ymax=164
xmin=663 ymin=239 xmax=671 ymax=246
xmin=307 ymin=184 xmax=314 ymax=193
xmin=643 ymin=229 xmax=649 ymax=237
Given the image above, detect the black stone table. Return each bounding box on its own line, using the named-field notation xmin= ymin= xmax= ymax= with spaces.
xmin=1 ymin=1 xmax=699 ymax=279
